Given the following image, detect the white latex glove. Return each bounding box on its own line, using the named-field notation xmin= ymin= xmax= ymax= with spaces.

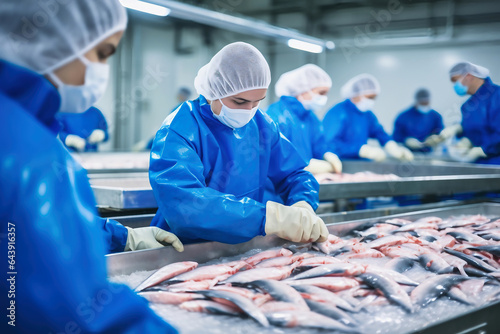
xmin=88 ymin=129 xmax=106 ymax=144
xmin=305 ymin=158 xmax=334 ymax=174
xmin=404 ymin=137 xmax=424 ymax=150
xmin=265 ymin=201 xmax=328 ymax=243
xmin=125 ymin=227 xmax=184 ymax=252
xmin=385 ymin=140 xmax=414 ymax=161
xmin=423 ymin=134 xmax=442 ymax=147
xmin=323 ymin=152 xmax=342 ymax=174
xmin=455 ymin=137 xmax=473 ymax=150
xmin=65 ymin=134 xmax=86 ymax=151
xmin=439 ymin=124 xmax=463 ymax=140
xmin=359 ymin=144 xmax=387 ymax=161
xmin=465 ymin=147 xmax=487 ymax=162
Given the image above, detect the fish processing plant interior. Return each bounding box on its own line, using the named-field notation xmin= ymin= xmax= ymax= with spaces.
xmin=6 ymin=0 xmax=500 ymax=333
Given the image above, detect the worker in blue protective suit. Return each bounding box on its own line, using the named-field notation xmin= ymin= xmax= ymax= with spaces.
xmin=393 ymin=88 xmax=444 ymax=153
xmin=0 ymin=1 xmax=182 ymax=333
xmin=428 ymin=62 xmax=500 ymax=164
xmin=323 ymin=73 xmax=414 ymax=162
xmin=149 ymin=42 xmax=329 ymax=245
xmin=266 ymin=64 xmax=342 ymax=174
xmin=57 ymin=106 xmax=109 ymax=152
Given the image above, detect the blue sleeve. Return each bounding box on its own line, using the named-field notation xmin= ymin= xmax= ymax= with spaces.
xmin=311 ymin=117 xmax=328 ymax=159
xmin=368 ymin=112 xmax=391 ymax=145
xmin=266 ymin=123 xmax=320 ymax=210
xmin=0 ymin=115 xmax=176 ymax=333
xmin=323 ymin=109 xmax=362 ymax=159
xmin=434 ymin=112 xmax=444 ymax=134
xmin=56 ymin=114 xmax=71 ymax=142
xmin=101 ymin=218 xmax=129 ymax=253
xmin=392 ymin=114 xmax=407 ymax=143
xmin=482 ymin=95 xmax=500 ymax=156
xmin=149 ymin=128 xmax=266 ymax=244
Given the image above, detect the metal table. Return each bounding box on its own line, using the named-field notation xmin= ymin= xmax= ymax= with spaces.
xmin=73 ymin=152 xmax=150 ymax=174
xmin=91 ymin=161 xmax=500 ymax=210
xmin=107 ymin=202 xmax=500 ymax=334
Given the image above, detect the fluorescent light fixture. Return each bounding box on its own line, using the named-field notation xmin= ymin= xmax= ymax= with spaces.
xmin=141 ymin=1 xmax=332 ymax=53
xmin=287 ymin=39 xmax=323 ymax=53
xmin=120 ymin=0 xmax=171 ymax=17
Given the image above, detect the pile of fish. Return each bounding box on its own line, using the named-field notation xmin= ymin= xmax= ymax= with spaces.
xmin=315 ymin=171 xmax=400 ymax=184
xmin=134 ymin=214 xmax=500 ymax=333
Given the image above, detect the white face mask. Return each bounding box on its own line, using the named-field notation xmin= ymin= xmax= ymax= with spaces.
xmin=212 ymin=99 xmax=259 ymax=129
xmin=301 ymin=93 xmax=328 ymax=111
xmin=417 ymin=105 xmax=431 ymax=113
xmin=49 ymin=56 xmax=109 ymax=113
xmin=355 ymin=97 xmax=375 ymax=112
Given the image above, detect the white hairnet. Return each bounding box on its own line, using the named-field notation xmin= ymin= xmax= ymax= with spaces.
xmin=275 ymin=64 xmax=332 ymax=97
xmin=415 ymin=88 xmax=430 ymax=103
xmin=0 ymin=0 xmax=127 ymax=74
xmin=341 ymin=73 xmax=381 ymax=99
xmin=449 ymin=62 xmax=490 ymax=79
xmin=194 ymin=42 xmax=271 ymax=100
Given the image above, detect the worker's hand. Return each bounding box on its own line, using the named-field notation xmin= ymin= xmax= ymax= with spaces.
xmin=439 ymin=124 xmax=463 ymax=140
xmin=125 ymin=227 xmax=184 ymax=252
xmin=265 ymin=201 xmax=328 ymax=243
xmin=404 ymin=137 xmax=424 ymax=150
xmin=305 ymin=158 xmax=334 ymax=174
xmin=88 ymin=129 xmax=106 ymax=144
xmin=359 ymin=144 xmax=387 ymax=161
xmin=455 ymin=137 xmax=473 ymax=150
xmin=423 ymin=134 xmax=442 ymax=147
xmin=465 ymin=146 xmax=487 ymax=162
xmin=385 ymin=140 xmax=414 ymax=161
xmin=65 ymin=134 xmax=86 ymax=151
xmin=323 ymin=152 xmax=342 ymax=174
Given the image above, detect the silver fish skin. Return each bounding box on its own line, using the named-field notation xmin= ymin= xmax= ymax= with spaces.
xmin=288 ymin=263 xmax=366 ymax=280
xmin=134 ymin=261 xmax=198 ymax=292
xmin=366 ymin=266 xmax=420 ymax=286
xmin=265 ymin=310 xmax=362 ymax=333
xmin=444 ymin=248 xmax=498 ymax=273
xmin=359 ymin=272 xmax=413 ymax=312
xmin=410 ymin=274 xmax=469 ymax=308
xmin=384 ymin=257 xmax=415 ymax=273
xmin=247 ymin=279 xmax=309 ymax=310
xmin=192 ymin=289 xmax=269 ymax=327
xmin=419 ymin=253 xmax=454 ymax=274
xmin=292 ymin=285 xmax=358 ymax=312
xmin=180 ymin=300 xmax=241 ymax=316
xmin=305 ymin=299 xmax=359 ymax=327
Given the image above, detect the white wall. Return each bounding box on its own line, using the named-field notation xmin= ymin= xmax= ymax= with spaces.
xmin=96 ymin=7 xmax=500 ymax=150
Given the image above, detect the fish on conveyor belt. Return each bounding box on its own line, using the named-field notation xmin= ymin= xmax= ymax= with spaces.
xmin=358 ymin=272 xmax=413 ymax=312
xmin=259 ymin=301 xmax=304 ymax=313
xmin=265 ymin=310 xmax=362 ymax=333
xmin=288 ymin=263 xmax=366 ymax=280
xmin=467 ymin=245 xmax=500 ymax=257
xmin=286 ymin=277 xmax=360 ymax=292
xmin=293 ymin=284 xmax=358 ymax=312
xmin=418 ymin=253 xmax=454 ymax=274
xmin=134 ymin=261 xmax=198 ymax=292
xmin=391 ymin=216 xmax=442 ymax=233
xmin=296 ymin=256 xmax=342 ymax=267
xmin=223 ymin=265 xmax=297 ymax=283
xmin=384 ymin=257 xmax=415 ymax=273
xmin=179 ymin=300 xmax=242 ymax=316
xmin=138 ymin=291 xmax=202 ymax=305
xmin=365 ymin=265 xmax=420 ymax=286
xmin=304 ymin=299 xmax=359 ymax=327
xmin=244 ymin=279 xmax=309 ymax=310
xmin=191 ymin=289 xmax=269 ymax=327
xmin=443 ymin=247 xmax=498 ymax=273
xmin=243 ymin=248 xmax=293 ymax=266
xmin=410 ymin=274 xmax=469 ymax=308
xmin=254 ymin=253 xmax=312 ymax=268
xmin=168 ymin=264 xmax=237 ymax=282
xmin=364 ymin=235 xmax=409 ymax=249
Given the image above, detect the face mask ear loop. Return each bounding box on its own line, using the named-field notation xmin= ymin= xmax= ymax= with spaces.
xmin=48 ymin=72 xmax=64 ymax=88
